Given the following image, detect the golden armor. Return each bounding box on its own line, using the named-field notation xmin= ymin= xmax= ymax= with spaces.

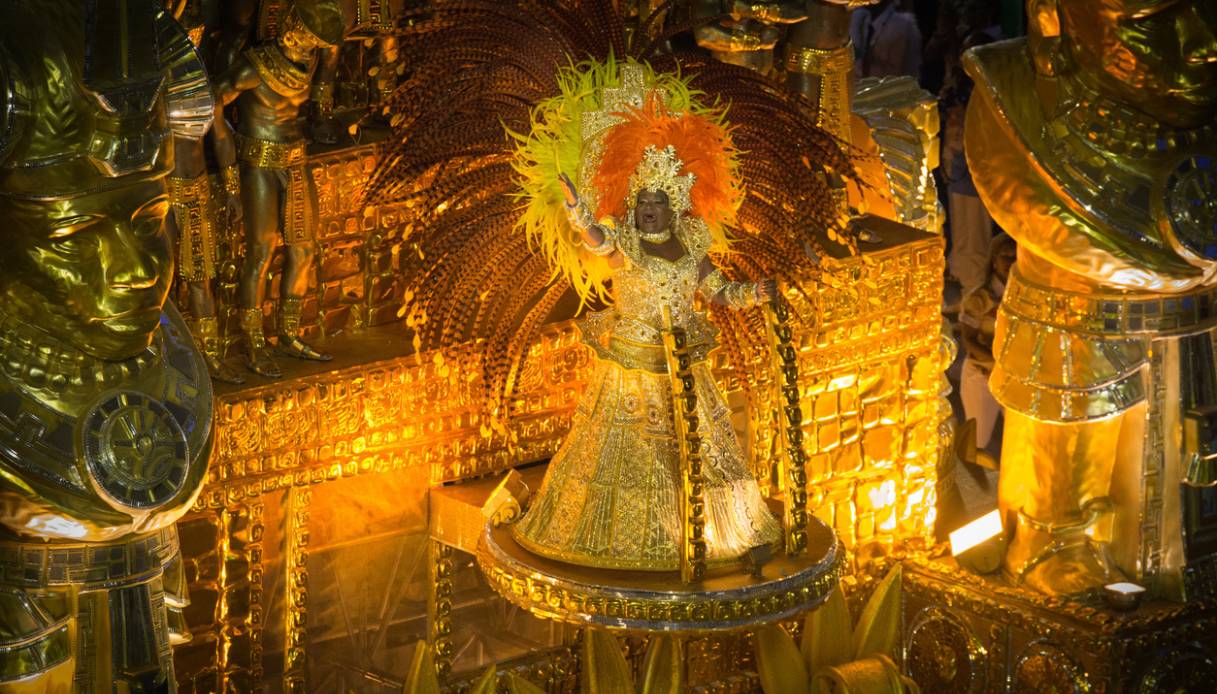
xmin=965 ymin=0 xmax=1217 ymax=596
xmin=217 ymin=0 xmax=344 ymax=378
xmin=0 ymin=2 xmax=213 ymax=691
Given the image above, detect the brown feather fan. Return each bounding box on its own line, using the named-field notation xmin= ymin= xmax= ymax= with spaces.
xmin=366 ymin=0 xmax=857 ymax=411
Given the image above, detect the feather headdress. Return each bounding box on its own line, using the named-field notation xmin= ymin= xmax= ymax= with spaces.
xmin=510 ymin=58 xmax=723 ymax=306
xmin=593 ymin=93 xmax=742 ymax=232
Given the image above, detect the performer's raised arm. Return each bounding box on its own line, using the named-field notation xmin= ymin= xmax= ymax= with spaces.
xmin=559 ymin=172 xmax=624 ymax=267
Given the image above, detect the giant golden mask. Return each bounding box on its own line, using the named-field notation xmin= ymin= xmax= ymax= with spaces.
xmin=0 ymin=181 xmax=173 ymax=361
xmin=1058 ymin=0 xmax=1217 ymax=128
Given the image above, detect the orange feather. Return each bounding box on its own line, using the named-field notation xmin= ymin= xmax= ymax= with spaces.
xmin=591 ymin=94 xmax=743 ymax=234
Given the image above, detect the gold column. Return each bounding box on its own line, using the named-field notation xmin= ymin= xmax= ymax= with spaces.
xmin=766 ymin=298 xmax=810 ymax=555
xmin=662 ymin=308 xmax=708 ymax=583
xmin=427 ymin=540 xmax=455 ymax=679
xmin=784 ymin=42 xmax=855 ymax=146
xmin=282 ymin=488 xmax=312 ymax=692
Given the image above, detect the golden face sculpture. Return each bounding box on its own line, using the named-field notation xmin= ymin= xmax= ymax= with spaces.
xmin=1059 ymin=0 xmax=1217 ymax=128
xmin=0 ymin=180 xmax=173 ymax=360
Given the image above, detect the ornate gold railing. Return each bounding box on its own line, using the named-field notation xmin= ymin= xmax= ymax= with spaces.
xmin=663 ymin=307 xmax=708 ymax=584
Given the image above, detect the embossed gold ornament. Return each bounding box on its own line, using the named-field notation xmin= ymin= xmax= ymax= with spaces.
xmin=965 ymin=0 xmax=1217 ymax=597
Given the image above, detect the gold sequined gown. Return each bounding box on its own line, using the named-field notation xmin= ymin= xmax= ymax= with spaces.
xmin=513 ymin=220 xmax=781 ymax=571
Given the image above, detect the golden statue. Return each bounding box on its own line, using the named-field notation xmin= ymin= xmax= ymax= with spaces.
xmin=168 ymin=0 xmax=247 ymax=385
xmin=0 ymin=2 xmax=214 ymax=690
xmin=506 ymin=64 xmax=783 ymax=571
xmin=965 ymin=0 xmax=1217 ymax=596
xmin=216 ymin=0 xmax=344 ymax=378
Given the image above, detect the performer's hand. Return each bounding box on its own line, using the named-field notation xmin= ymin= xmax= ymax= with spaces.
xmin=756 ymin=279 xmax=778 ymax=303
xmin=558 ymin=172 xmax=579 ymax=208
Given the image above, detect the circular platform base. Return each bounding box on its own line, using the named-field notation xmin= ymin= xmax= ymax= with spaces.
xmin=476 ymin=517 xmax=842 ymax=634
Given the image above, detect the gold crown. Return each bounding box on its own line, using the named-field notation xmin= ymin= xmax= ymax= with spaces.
xmin=627 ymin=145 xmax=694 ymax=214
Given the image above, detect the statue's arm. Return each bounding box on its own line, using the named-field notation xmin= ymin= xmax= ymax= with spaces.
xmin=214 ymin=55 xmax=260 ymax=106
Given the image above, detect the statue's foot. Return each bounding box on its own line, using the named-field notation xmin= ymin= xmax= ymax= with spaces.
xmin=203 ymin=351 xmax=246 ymax=385
xmin=276 ymin=334 xmax=332 ymax=362
xmin=245 ymin=344 xmax=283 ymax=378
xmin=1017 ymin=541 xmax=1124 ymax=597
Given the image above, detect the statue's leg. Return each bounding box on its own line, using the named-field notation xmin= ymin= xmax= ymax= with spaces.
xmin=275 ymin=165 xmax=331 ymax=361
xmin=998 ymin=405 xmax=1143 ymax=595
xmin=237 ymin=164 xmax=284 ymax=378
xmin=183 ymin=182 xmax=244 ymax=384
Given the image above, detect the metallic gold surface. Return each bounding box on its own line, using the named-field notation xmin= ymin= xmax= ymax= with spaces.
xmin=168 ymin=174 xmax=220 ymax=284
xmin=785 ymin=43 xmax=854 ymax=145
xmin=0 ymin=4 xmax=214 ymax=690
xmin=660 ymin=308 xmax=709 ymax=583
xmin=167 ymin=129 xmax=945 ymax=689
xmin=764 ymin=299 xmax=810 ymax=556
xmin=580 ymin=630 xmax=633 ymax=694
xmin=852 ymin=78 xmax=942 ymax=233
xmin=965 ymin=0 xmax=1217 ymax=596
xmin=902 ymin=555 xmax=1217 ymax=693
xmin=755 ymin=565 xmax=908 ymax=694
xmin=480 ymin=518 xmax=841 ymax=633
xmin=234 ymin=133 xmax=309 ymax=169
xmin=217 ymin=4 xmax=340 ymax=378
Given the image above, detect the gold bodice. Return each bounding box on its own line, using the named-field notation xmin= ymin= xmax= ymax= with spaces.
xmin=579 ymin=217 xmax=720 ymax=371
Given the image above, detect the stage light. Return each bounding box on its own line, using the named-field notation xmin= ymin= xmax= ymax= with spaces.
xmin=949 ymin=510 xmax=1005 ymax=574
xmin=1102 ymin=582 xmax=1146 ymax=612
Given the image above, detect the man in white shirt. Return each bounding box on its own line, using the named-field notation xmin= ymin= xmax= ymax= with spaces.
xmin=850 ymin=0 xmax=923 ymax=79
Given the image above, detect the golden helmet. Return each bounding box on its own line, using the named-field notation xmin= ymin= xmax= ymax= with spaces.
xmin=281 ymin=0 xmax=347 ymax=48
xmin=0 ymin=1 xmax=211 ymax=200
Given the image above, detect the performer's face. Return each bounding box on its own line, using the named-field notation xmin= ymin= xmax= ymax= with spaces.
xmin=1061 ymin=0 xmax=1217 ymax=128
xmin=993 ymin=241 xmax=1017 ymax=284
xmin=635 ymin=190 xmax=673 ymax=236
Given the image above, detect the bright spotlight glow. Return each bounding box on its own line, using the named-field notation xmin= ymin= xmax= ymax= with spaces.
xmin=949 ymin=510 xmax=1002 ymax=556
xmin=1104 ymin=582 xmax=1145 ymax=595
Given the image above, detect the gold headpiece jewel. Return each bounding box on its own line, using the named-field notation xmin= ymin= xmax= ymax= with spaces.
xmin=627 ymin=145 xmax=694 ymax=215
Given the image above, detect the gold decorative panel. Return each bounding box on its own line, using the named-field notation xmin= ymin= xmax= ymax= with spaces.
xmin=902 ymin=556 xmax=1217 ymax=693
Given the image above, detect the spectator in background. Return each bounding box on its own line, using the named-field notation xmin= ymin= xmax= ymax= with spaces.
xmin=851 ymin=0 xmax=923 ymax=79
xmin=959 ymin=233 xmax=1016 ymax=462
xmin=920 ymin=0 xmax=959 ymax=94
xmin=941 ymin=2 xmax=1003 ymax=292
